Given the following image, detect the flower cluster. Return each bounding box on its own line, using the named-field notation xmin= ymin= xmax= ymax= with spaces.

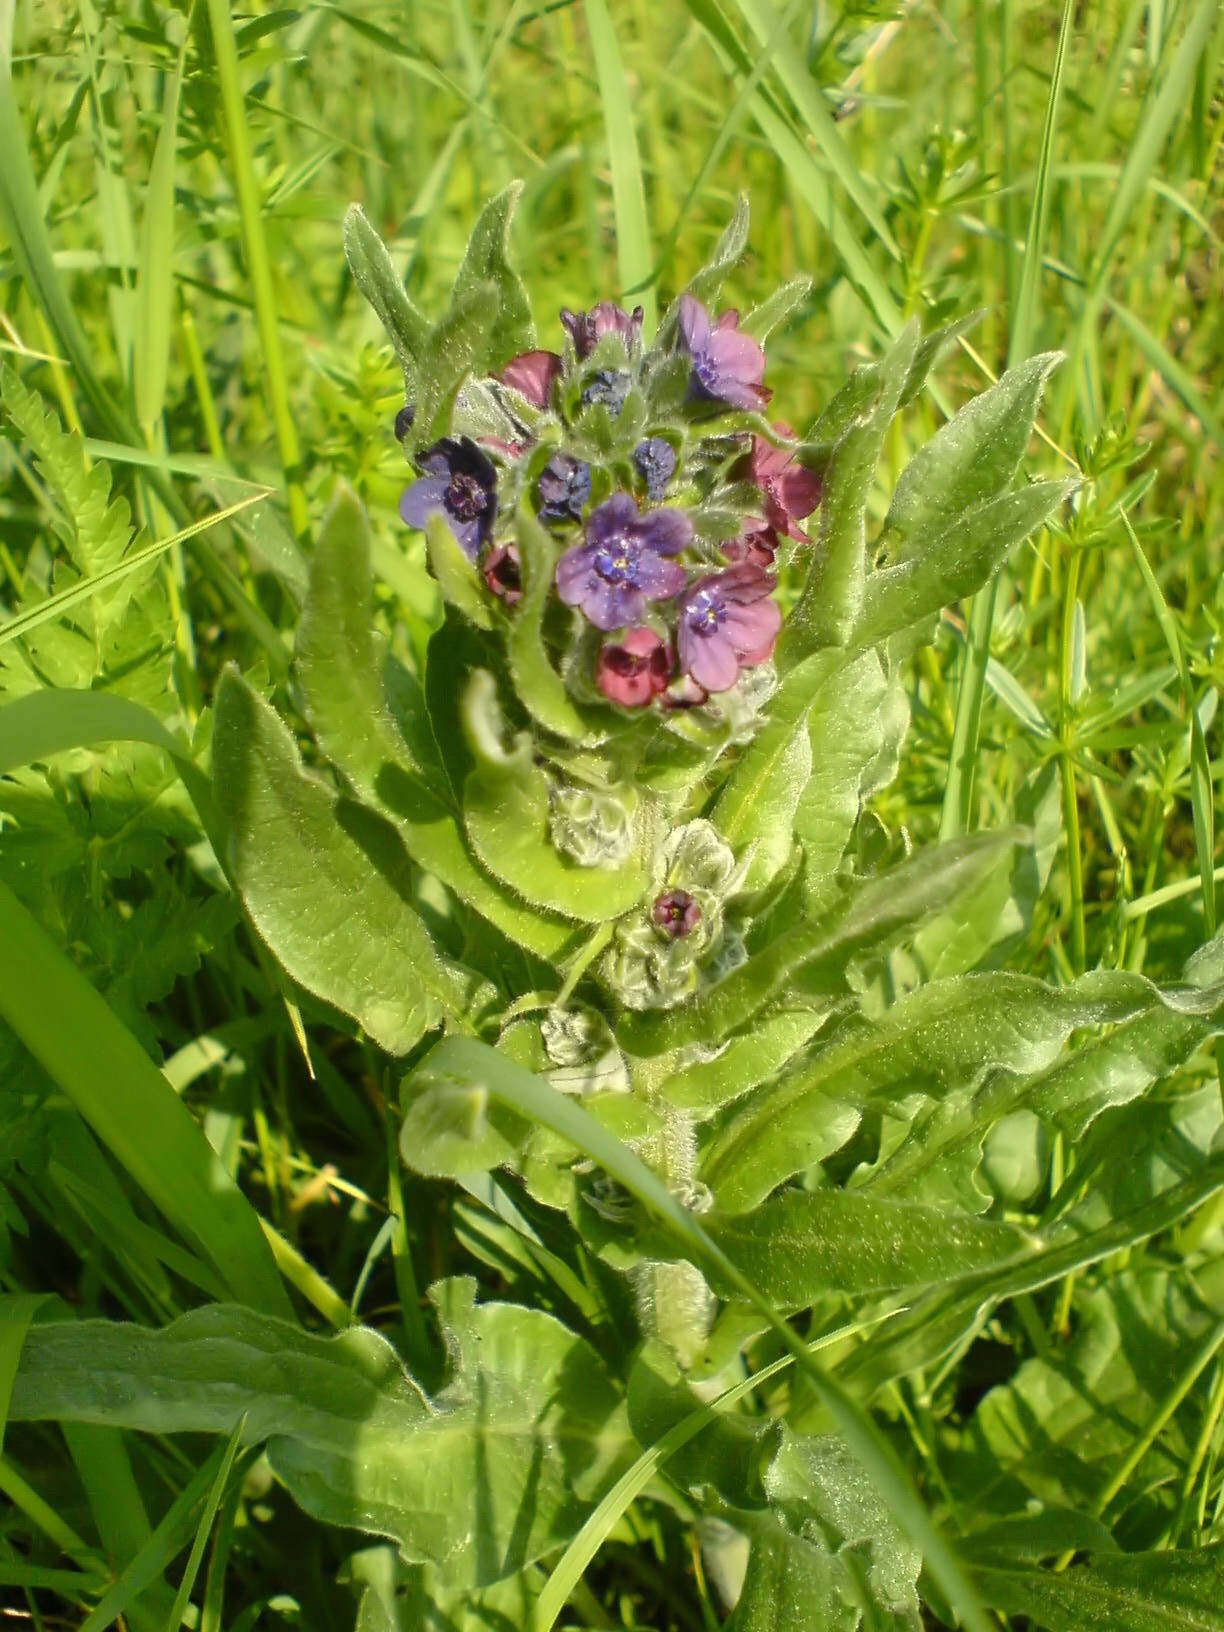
xmin=396 ymin=292 xmax=823 ymax=713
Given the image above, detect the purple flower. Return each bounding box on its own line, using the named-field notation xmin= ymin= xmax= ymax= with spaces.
xmin=596 ymin=627 xmax=673 ymax=707
xmin=496 ymin=349 xmax=563 ymax=409
xmin=653 ymin=890 xmax=701 ymax=939
xmin=560 ymin=302 xmax=644 ymax=359
xmin=677 ymin=295 xmax=771 ymax=412
xmin=399 ymin=437 xmax=497 ymax=560
xmin=722 ymin=523 xmax=777 ymax=569
xmin=555 ymin=493 xmax=691 ymax=631
xmin=537 ymin=453 xmax=592 ymax=523
xmin=633 ymin=437 xmax=678 ymax=501
xmin=482 ymin=544 xmax=522 ymax=604
xmin=581 ymin=370 xmax=631 ymax=415
xmin=676 ymin=564 xmax=782 ymax=692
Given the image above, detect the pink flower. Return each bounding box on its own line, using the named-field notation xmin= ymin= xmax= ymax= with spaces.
xmin=677 ymin=295 xmax=771 ymax=412
xmin=596 ymin=627 xmax=673 ymax=707
xmin=496 ymin=350 xmax=563 ymax=409
xmin=722 ymin=523 xmax=778 ymax=569
xmin=676 ymin=565 xmax=782 ymax=692
xmin=560 ymin=302 xmax=644 ymax=358
xmin=653 ymin=889 xmax=701 ymax=939
xmin=748 ymin=423 xmax=821 ymax=540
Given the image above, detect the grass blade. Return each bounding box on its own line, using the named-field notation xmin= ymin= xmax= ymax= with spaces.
xmin=0 ymin=879 xmax=291 ymax=1317
xmin=583 ymin=0 xmax=658 ymax=332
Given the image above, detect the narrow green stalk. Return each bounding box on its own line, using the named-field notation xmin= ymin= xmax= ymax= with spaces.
xmin=1057 ymin=548 xmax=1086 ymax=972
xmin=203 ymin=0 xmax=308 ymax=535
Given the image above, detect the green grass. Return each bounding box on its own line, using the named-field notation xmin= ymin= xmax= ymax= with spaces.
xmin=0 ymin=1 xmax=1221 ymax=1628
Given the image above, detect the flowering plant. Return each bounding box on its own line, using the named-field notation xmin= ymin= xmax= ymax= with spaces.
xmin=194 ymin=187 xmax=1224 ymax=1624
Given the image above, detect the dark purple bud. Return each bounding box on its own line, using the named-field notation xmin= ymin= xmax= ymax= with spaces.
xmin=677 ymin=295 xmax=771 ymax=413
xmin=722 ymin=523 xmax=777 ymax=569
xmin=560 ymin=302 xmax=645 ymax=359
xmin=399 ymin=436 xmax=498 ymax=560
xmin=482 ymin=544 xmax=522 ymax=604
xmin=633 ymin=437 xmax=678 ymax=502
xmin=497 ymin=349 xmax=563 ymax=410
xmin=653 ymin=889 xmax=702 ymax=939
xmin=596 ymin=627 xmax=673 ymax=707
xmin=536 ymin=453 xmax=592 ymax=524
xmin=394 ymin=404 xmax=415 ymax=441
xmin=555 ymin=493 xmax=692 ymax=631
xmin=581 ymin=370 xmax=631 ymax=415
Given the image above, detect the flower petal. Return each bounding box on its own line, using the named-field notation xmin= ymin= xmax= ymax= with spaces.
xmin=636 ymin=506 xmax=693 ymax=556
xmin=683 ymin=630 xmax=740 ymax=692
xmin=585 ymin=492 xmax=639 ymax=546
xmin=677 ymin=294 xmax=710 ymax=353
xmin=399 ymin=477 xmax=449 ymax=530
xmin=634 ymin=553 xmax=687 ymax=599
xmin=555 ymin=544 xmax=596 ymax=604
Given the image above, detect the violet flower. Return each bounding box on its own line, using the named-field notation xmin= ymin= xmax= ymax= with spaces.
xmin=399 ymin=437 xmax=497 ymax=560
xmin=560 ymin=302 xmax=644 ymax=359
xmin=633 ymin=437 xmax=678 ymax=502
xmin=482 ymin=544 xmax=522 ymax=604
xmin=497 ymin=349 xmax=563 ymax=409
xmin=676 ymin=564 xmax=782 ymax=692
xmin=677 ymin=294 xmax=771 ymax=412
xmin=537 ymin=453 xmax=592 ymax=523
xmin=555 ymin=493 xmax=691 ymax=631
xmin=596 ymin=627 xmax=673 ymax=707
xmin=748 ymin=423 xmax=821 ymax=540
xmin=653 ymin=889 xmax=702 ymax=939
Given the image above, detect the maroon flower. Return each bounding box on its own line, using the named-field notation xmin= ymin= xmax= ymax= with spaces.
xmin=497 ymin=350 xmax=563 ymax=409
xmin=653 ymin=889 xmax=702 ymax=939
xmin=722 ymin=523 xmax=777 ymax=569
xmin=482 ymin=544 xmax=522 ymax=604
xmin=399 ymin=437 xmax=497 ymax=560
xmin=596 ymin=627 xmax=673 ymax=707
xmin=677 ymin=295 xmax=771 ymax=412
xmin=555 ymin=493 xmax=691 ymax=631
xmin=748 ymin=423 xmax=821 ymax=540
xmin=676 ymin=565 xmax=782 ymax=692
xmin=560 ymin=302 xmax=644 ymax=359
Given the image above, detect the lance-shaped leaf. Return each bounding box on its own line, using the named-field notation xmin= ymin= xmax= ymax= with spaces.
xmin=740 ymin=275 xmax=813 ymax=344
xmin=856 ymin=479 xmax=1076 ymax=649
xmin=450 ymin=182 xmax=535 ymax=367
xmin=416 ymin=280 xmax=500 ymax=446
xmin=343 ymin=205 xmax=431 ymax=396
xmin=294 ymin=499 xmax=571 ymax=960
xmin=973 ymin=1547 xmax=1224 ymax=1632
xmin=641 ymin=1008 xmax=826 ymax=1117
xmin=647 ymin=1188 xmax=1038 ymax=1305
xmin=460 ymin=670 xmax=651 ymax=922
xmin=882 ymin=351 xmax=1063 ymax=550
xmin=781 ymin=321 xmax=920 ymax=658
xmin=896 ymin=309 xmax=985 ymax=407
xmin=424 ymin=512 xmax=494 ymax=631
xmin=656 ymin=196 xmax=751 ymax=348
xmin=213 ymin=670 xmax=491 ymax=1054
xmin=701 ymin=964 xmax=1224 ymax=1214
xmin=839 ymin=1159 xmax=1224 ymax=1397
xmin=8 ymin=1287 xmax=635 ymax=1593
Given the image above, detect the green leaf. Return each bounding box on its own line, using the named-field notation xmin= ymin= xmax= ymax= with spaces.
xmin=213 ymin=669 xmax=491 ymax=1052
xmin=9 ymin=1289 xmax=635 ymax=1593
xmin=449 ymin=182 xmax=535 ymax=366
xmin=416 ymin=280 xmax=499 ymax=446
xmin=683 ymin=194 xmax=750 ymax=309
xmin=654 ymin=1188 xmax=1037 ymax=1305
xmin=645 ymin=1008 xmax=826 ymax=1116
xmin=739 ymin=274 xmax=813 ymax=344
xmin=973 ymin=1548 xmax=1224 ymax=1632
xmin=424 ymin=511 xmax=494 ymax=630
xmin=343 ymin=204 xmax=431 ymax=395
xmin=0 ymin=879 xmax=289 ymax=1317
xmin=881 ymin=352 xmax=1064 ymax=553
xmin=460 ymin=670 xmax=651 ymax=922
xmin=293 ymin=498 xmax=571 ymax=960
xmin=856 ymin=480 xmax=1076 ymax=648
xmin=781 ymin=322 xmax=920 ymax=657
